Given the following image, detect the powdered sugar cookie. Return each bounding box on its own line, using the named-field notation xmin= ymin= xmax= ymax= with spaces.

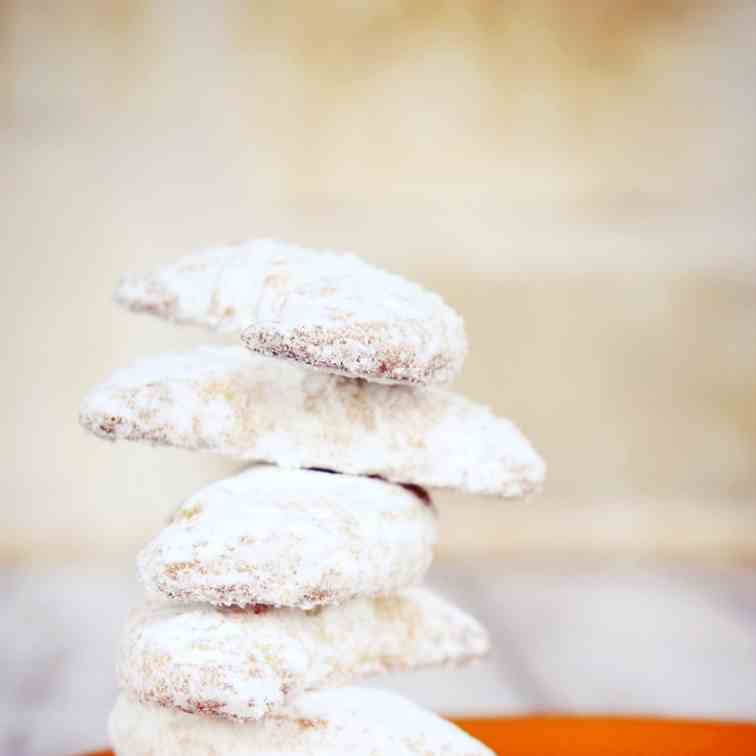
xmin=109 ymin=687 xmax=494 ymax=755
xmin=138 ymin=465 xmax=437 ymax=609
xmin=79 ymin=346 xmax=545 ymax=497
xmin=117 ymin=588 xmax=489 ymax=721
xmin=115 ymin=239 xmax=467 ymax=385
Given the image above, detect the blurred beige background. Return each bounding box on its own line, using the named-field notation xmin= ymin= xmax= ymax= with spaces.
xmin=2 ymin=0 xmax=755 ymax=565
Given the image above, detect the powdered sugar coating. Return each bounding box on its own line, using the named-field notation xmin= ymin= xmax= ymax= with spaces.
xmin=138 ymin=466 xmax=437 ymax=609
xmin=117 ymin=588 xmax=489 ymax=721
xmin=79 ymin=346 xmax=545 ymax=497
xmin=114 ymin=239 xmax=467 ymax=386
xmin=109 ymin=688 xmax=494 ymax=756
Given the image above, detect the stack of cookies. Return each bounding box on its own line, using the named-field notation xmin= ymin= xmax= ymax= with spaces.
xmin=80 ymin=239 xmax=545 ymax=755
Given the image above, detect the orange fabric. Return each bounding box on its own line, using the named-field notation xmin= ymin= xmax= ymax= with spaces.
xmin=452 ymin=717 xmax=756 ymax=756
xmin=82 ymin=718 xmax=756 ymax=756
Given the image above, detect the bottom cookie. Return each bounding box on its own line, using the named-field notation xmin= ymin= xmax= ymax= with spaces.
xmin=109 ymin=687 xmax=494 ymax=755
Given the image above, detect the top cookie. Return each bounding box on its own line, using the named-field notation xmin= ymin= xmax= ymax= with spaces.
xmin=115 ymin=239 xmax=467 ymax=386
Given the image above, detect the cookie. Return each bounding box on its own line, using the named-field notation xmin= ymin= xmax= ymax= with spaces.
xmin=114 ymin=239 xmax=467 ymax=385
xmin=138 ymin=465 xmax=437 ymax=609
xmin=79 ymin=346 xmax=545 ymax=497
xmin=117 ymin=588 xmax=489 ymax=721
xmin=109 ymin=688 xmax=494 ymax=755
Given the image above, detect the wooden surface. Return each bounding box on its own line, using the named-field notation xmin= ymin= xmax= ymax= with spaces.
xmin=83 ymin=717 xmax=756 ymax=756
